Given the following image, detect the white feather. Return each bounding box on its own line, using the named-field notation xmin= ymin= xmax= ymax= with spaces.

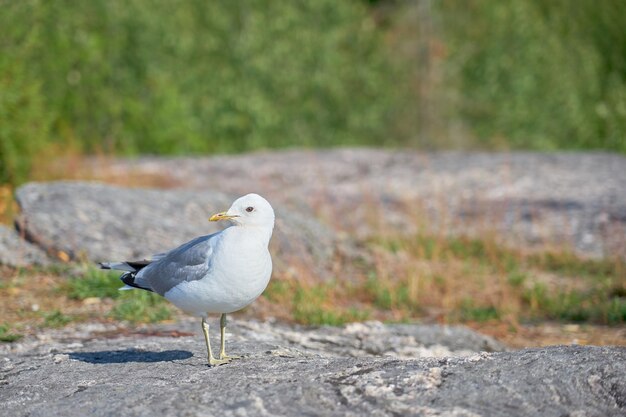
xmin=102 ymin=262 xmax=136 ymax=272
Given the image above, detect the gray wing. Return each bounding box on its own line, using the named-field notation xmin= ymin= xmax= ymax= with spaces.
xmin=134 ymin=231 xmax=222 ymax=296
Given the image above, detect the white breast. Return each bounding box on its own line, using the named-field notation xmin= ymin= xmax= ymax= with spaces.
xmin=163 ymin=227 xmax=273 ymax=316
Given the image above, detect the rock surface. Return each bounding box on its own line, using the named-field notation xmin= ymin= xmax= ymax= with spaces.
xmin=0 ymin=224 xmax=51 ymax=267
xmin=97 ymin=149 xmax=626 ymax=258
xmin=7 ymin=150 xmax=626 ymax=269
xmin=14 ymin=182 xmax=343 ymax=275
xmin=4 ymin=150 xmax=624 ymax=416
xmin=1 ymin=320 xmax=624 ymax=417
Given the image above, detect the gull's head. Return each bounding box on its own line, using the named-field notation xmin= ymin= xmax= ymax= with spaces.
xmin=209 ymin=193 xmax=275 ymax=228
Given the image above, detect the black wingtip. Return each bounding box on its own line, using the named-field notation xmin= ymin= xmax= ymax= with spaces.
xmin=120 ymin=271 xmax=154 ymax=292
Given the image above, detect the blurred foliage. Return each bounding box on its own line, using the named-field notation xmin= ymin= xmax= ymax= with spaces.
xmin=0 ymin=1 xmax=51 ymax=184
xmin=1 ymin=0 xmax=625 ymax=185
xmin=0 ymin=323 xmax=22 ymax=342
xmin=1 ymin=0 xmax=399 ymax=184
xmin=437 ymin=0 xmax=626 ymax=151
xmin=42 ymin=309 xmax=73 ymax=328
xmin=65 ymin=266 xmax=123 ymax=300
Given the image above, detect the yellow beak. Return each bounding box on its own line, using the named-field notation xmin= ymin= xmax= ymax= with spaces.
xmin=209 ymin=211 xmax=238 ymax=222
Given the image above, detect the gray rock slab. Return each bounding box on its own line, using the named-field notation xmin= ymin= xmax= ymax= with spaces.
xmin=14 ymin=182 xmax=342 ymax=275
xmin=231 ymin=320 xmax=506 ymax=358
xmin=97 ymin=149 xmax=626 ymax=258
xmin=1 ymin=319 xmax=507 ymax=360
xmin=0 ymin=224 xmax=50 ymax=267
xmin=1 ymin=320 xmax=623 ymax=417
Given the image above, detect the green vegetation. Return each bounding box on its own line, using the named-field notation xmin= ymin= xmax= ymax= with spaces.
xmin=458 ymin=300 xmax=501 ymax=322
xmin=369 ymin=233 xmax=626 ymax=325
xmin=524 ymin=282 xmax=626 ymax=324
xmin=438 ymin=0 xmax=626 ymax=152
xmin=65 ymin=266 xmax=122 ymax=300
xmin=374 ymin=234 xmax=623 ymax=279
xmin=527 ymin=251 xmax=623 ymax=278
xmin=42 ymin=310 xmax=73 ymax=328
xmin=292 ymin=283 xmax=370 ymax=326
xmin=365 ymin=272 xmax=419 ymax=312
xmin=60 ymin=264 xmax=172 ymax=324
xmin=2 ymin=1 xmax=625 ymax=186
xmin=265 ymin=280 xmax=370 ymax=326
xmin=1 ymin=0 xmax=397 ymax=184
xmin=0 ymin=324 xmax=22 ymax=342
xmin=110 ymin=291 xmax=172 ymax=324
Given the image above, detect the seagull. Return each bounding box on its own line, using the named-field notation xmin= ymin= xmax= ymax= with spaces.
xmin=101 ymin=193 xmax=274 ymax=366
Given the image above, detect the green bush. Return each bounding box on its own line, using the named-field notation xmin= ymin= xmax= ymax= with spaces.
xmin=2 ymin=1 xmax=625 ymax=186
xmin=0 ymin=0 xmax=400 ymax=185
xmin=438 ymin=0 xmax=626 ymax=151
xmin=0 ymin=1 xmax=51 ymax=184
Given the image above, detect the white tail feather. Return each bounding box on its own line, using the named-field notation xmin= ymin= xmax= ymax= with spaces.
xmin=101 ymin=262 xmax=136 ymax=272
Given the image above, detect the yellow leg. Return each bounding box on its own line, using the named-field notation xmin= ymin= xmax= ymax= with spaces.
xmin=219 ymin=313 xmax=241 ymax=361
xmin=201 ymin=317 xmax=229 ymax=366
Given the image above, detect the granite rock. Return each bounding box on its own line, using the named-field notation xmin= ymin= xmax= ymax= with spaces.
xmin=14 ymin=182 xmax=342 ymax=275
xmin=0 ymin=224 xmax=51 ymax=267
xmin=1 ymin=320 xmax=623 ymax=417
xmin=10 ymin=151 xmax=626 ymax=269
xmin=97 ymin=149 xmax=626 ymax=258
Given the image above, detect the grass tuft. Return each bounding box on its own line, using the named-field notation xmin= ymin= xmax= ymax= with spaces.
xmin=110 ymin=291 xmax=172 ymax=323
xmin=42 ymin=310 xmax=73 ymax=328
xmin=458 ymin=299 xmax=500 ymax=322
xmin=265 ymin=279 xmax=370 ymax=326
xmin=523 ymin=283 xmax=626 ymax=324
xmin=0 ymin=324 xmax=22 ymax=342
xmin=364 ymin=273 xmax=420 ymax=312
xmin=65 ymin=266 xmax=122 ymax=300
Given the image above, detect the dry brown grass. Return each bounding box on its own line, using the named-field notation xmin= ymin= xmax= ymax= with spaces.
xmin=30 ymin=149 xmax=180 ymax=189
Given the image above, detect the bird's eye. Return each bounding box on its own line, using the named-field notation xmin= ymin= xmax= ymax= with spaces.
xmin=246 ymin=206 xmax=254 ymax=212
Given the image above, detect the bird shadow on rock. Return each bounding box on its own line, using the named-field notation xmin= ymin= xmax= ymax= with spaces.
xmin=68 ymin=348 xmax=193 ymax=364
